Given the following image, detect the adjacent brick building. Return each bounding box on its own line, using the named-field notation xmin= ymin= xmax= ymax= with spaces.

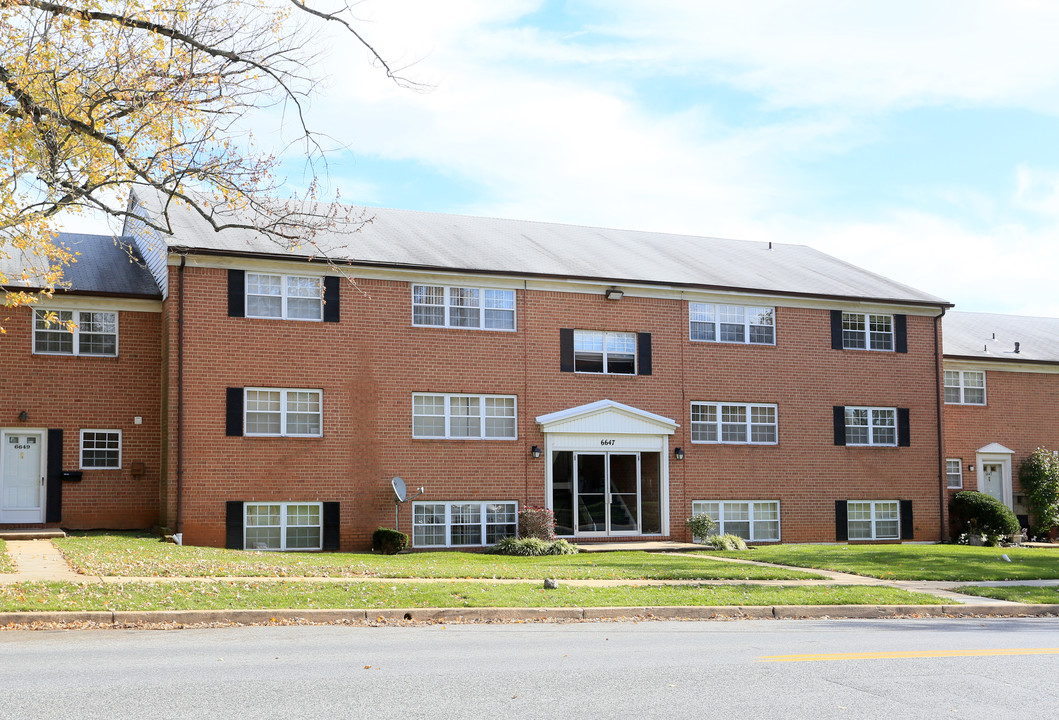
xmin=8 ymin=196 xmax=1052 ymax=549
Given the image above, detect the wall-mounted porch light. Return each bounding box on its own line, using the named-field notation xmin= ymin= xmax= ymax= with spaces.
xmin=674 ymin=447 xmax=685 ymax=461
xmin=604 ymin=287 xmax=624 ymax=301
xmin=18 ymin=411 xmax=27 ymax=422
xmin=531 ymin=445 xmax=542 ymax=459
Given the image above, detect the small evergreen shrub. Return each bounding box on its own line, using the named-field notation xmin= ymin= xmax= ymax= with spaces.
xmin=1019 ymin=448 xmax=1059 ymax=534
xmin=487 ymin=537 xmax=579 ymax=556
xmin=706 ymin=533 xmax=748 ymax=551
xmin=372 ymin=527 xmax=408 ymax=555
xmin=686 ymin=513 xmax=718 ymax=542
xmin=949 ymin=491 xmax=1020 ymax=545
xmin=518 ymin=507 xmax=556 ymax=541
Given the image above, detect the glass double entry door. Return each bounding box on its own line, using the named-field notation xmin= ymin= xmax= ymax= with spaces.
xmin=552 ymin=451 xmax=662 ymax=537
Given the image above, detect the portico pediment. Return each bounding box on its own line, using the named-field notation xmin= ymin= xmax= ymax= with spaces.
xmin=535 ymin=399 xmax=678 ymax=435
xmin=977 ymin=443 xmax=1014 ymax=455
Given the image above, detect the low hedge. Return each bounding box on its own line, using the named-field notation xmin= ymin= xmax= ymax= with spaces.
xmin=949 ymin=491 xmax=1020 ymax=544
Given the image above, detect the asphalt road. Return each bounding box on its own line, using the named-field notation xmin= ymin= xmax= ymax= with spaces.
xmin=1 ymin=618 xmax=1057 ymax=719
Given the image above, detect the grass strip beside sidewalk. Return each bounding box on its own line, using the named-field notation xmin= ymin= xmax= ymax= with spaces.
xmin=0 ymin=581 xmax=942 ymax=612
xmin=711 ymin=544 xmax=1059 ymax=581
xmin=54 ymin=533 xmax=821 ymax=580
xmin=953 ymin=586 xmax=1059 ymax=604
xmin=0 ymin=541 xmax=11 ymax=574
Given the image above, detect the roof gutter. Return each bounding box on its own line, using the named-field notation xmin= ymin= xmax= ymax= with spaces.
xmin=167 ymin=247 xmax=955 ymax=310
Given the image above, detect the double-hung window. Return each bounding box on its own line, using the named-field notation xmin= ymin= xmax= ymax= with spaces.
xmin=844 ymin=407 xmax=896 ymax=446
xmin=690 ymin=402 xmax=778 ymax=444
xmin=246 ymin=273 xmax=323 ymax=320
xmin=412 ymin=501 xmax=518 ymax=547
xmin=689 ymin=304 xmax=775 ymax=345
xmin=244 ymin=389 xmax=322 ymax=437
xmin=946 ymin=459 xmax=964 ymax=489
xmin=244 ymin=502 xmax=322 ymax=551
xmin=80 ymin=430 xmax=121 ymax=469
xmin=944 ymin=370 xmax=985 ymax=405
xmin=412 ymin=394 xmax=517 ymax=439
xmin=691 ymin=500 xmax=781 ymax=542
xmin=34 ymin=310 xmax=118 ymax=356
xmin=841 ymin=312 xmax=893 ymax=351
xmin=412 ymin=285 xmax=515 ymax=330
xmin=573 ymin=330 xmax=636 ymax=374
xmin=847 ymin=500 xmax=899 ymax=540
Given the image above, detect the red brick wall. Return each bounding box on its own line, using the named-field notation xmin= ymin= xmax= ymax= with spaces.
xmin=166 ymin=264 xmax=946 ymax=548
xmin=0 ymin=304 xmax=161 ymax=528
xmin=943 ymin=365 xmax=1059 ymax=519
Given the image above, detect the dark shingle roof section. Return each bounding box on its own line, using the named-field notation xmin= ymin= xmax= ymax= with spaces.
xmin=56 ymin=233 xmax=160 ymax=297
xmin=944 ymin=311 xmax=1059 ymax=364
xmin=142 ymin=190 xmax=949 ymax=306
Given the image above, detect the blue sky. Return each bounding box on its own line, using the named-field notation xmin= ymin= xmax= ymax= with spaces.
xmin=272 ymin=2 xmax=1059 ymax=315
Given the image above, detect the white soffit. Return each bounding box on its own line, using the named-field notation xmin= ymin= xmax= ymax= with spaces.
xmin=536 ymin=399 xmax=678 ymax=435
xmin=977 ymin=443 xmax=1015 ymax=455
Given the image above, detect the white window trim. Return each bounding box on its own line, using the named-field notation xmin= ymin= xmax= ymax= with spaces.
xmin=946 ymin=458 xmax=964 ymax=489
xmin=841 ymin=312 xmax=894 ymax=352
xmin=844 ymin=406 xmax=898 ymax=447
xmin=411 ymin=500 xmax=519 ymax=548
xmin=411 ymin=285 xmax=517 ymax=331
xmin=243 ymin=501 xmax=323 ymax=551
xmin=33 ymin=309 xmax=119 ymax=357
xmin=846 ymin=500 xmax=900 ymax=541
xmin=944 ymin=370 xmax=986 ymax=405
xmin=691 ymin=500 xmax=781 ymax=542
xmin=688 ymin=303 xmax=776 ymax=346
xmin=79 ymin=429 xmax=122 ymax=469
xmin=244 ymin=388 xmax=323 ymax=438
xmin=245 ymin=273 xmax=324 ymax=321
xmin=689 ymin=402 xmax=778 ymax=445
xmin=412 ymin=393 xmax=518 ymax=440
xmin=573 ymin=330 xmax=638 ymax=375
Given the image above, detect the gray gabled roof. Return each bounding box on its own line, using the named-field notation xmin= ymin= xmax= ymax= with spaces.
xmin=1 ymin=233 xmax=160 ymax=298
xmin=141 ymin=192 xmax=949 ymax=306
xmin=944 ymin=311 xmax=1059 ymax=364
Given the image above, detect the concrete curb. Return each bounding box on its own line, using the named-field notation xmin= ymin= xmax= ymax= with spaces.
xmin=2 ymin=604 xmax=1056 ymax=627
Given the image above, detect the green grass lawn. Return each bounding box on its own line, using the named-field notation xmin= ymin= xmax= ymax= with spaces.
xmin=953 ymin=585 xmax=1059 ymax=604
xmin=710 ymin=544 xmax=1059 ymax=581
xmin=0 ymin=580 xmax=941 ymax=612
xmin=0 ymin=540 xmax=11 ymax=573
xmin=53 ymin=532 xmax=822 ymax=580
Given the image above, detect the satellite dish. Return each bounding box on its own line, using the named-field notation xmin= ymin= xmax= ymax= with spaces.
xmin=392 ymin=476 xmax=407 ymax=503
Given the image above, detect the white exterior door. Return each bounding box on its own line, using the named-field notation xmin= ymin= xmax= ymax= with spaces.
xmin=981 ymin=463 xmax=1005 ymax=505
xmin=1 ymin=431 xmax=45 ymax=523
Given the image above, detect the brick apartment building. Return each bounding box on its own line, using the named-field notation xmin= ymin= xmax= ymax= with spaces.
xmin=3 ymin=194 xmax=1051 ymax=550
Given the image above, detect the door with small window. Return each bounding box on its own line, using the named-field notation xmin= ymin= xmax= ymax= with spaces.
xmin=981 ymin=464 xmax=1005 ymax=505
xmin=1 ymin=431 xmax=45 ymax=523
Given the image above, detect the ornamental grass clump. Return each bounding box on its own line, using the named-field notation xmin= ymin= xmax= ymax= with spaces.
xmin=706 ymin=533 xmax=748 ymax=551
xmin=487 ymin=537 xmax=579 ymax=556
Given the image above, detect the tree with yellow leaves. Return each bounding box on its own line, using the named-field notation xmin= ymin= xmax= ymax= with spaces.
xmin=0 ymin=0 xmax=413 ymax=308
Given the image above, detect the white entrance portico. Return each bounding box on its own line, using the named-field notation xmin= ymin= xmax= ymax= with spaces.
xmin=536 ymin=400 xmax=678 ymax=538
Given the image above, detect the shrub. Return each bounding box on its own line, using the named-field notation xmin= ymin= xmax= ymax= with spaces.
xmin=685 ymin=513 xmax=717 ymax=542
xmin=1019 ymin=448 xmax=1059 ymax=534
xmin=706 ymin=533 xmax=748 ymax=551
xmin=949 ymin=491 xmax=1020 ymax=545
xmin=372 ymin=527 xmax=408 ymax=555
xmin=487 ymin=536 xmax=579 ymax=556
xmin=518 ymin=507 xmax=556 ymax=541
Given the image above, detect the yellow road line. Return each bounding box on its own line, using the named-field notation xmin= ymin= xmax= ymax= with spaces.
xmin=760 ymin=648 xmax=1059 ymax=662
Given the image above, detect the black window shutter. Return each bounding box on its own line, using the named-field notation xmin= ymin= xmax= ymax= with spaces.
xmin=323 ymin=276 xmax=340 ymax=322
xmin=835 ymin=500 xmax=849 ymax=541
xmin=897 ymin=408 xmax=911 ymax=447
xmin=225 ymin=501 xmax=244 ymax=549
xmin=895 ymin=314 xmax=908 ymax=353
xmin=900 ymin=500 xmax=914 ymax=540
xmin=226 ymin=388 xmax=244 ymax=437
xmin=637 ymin=333 xmax=652 ymax=376
xmin=46 ymin=429 xmax=63 ymax=523
xmin=559 ymin=328 xmax=574 ymax=372
xmin=830 ymin=310 xmax=843 ymax=350
xmin=833 ymin=406 xmax=846 ymax=446
xmin=228 ymin=269 xmax=246 ymax=318
xmin=323 ymin=502 xmax=341 ymax=550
